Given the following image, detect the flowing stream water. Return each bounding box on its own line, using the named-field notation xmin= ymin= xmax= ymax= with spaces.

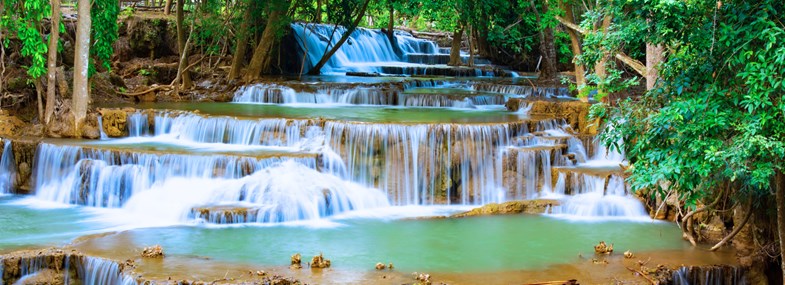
xmin=0 ymin=25 xmax=734 ymax=285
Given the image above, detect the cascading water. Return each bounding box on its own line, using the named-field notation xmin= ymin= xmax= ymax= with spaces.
xmin=291 ymin=22 xmax=444 ymax=74
xmin=34 ymin=142 xmax=318 ymax=208
xmin=3 ymin=253 xmax=137 ymax=285
xmin=232 ymin=81 xmax=505 ymax=107
xmin=0 ymin=140 xmax=15 ymax=195
xmin=550 ymin=135 xmax=649 ymax=219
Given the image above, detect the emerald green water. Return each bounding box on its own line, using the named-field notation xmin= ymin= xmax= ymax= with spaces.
xmin=133 ymin=103 xmax=525 ymax=124
xmin=0 ymin=196 xmax=116 ymax=252
xmin=77 ymin=210 xmax=686 ymax=273
xmin=0 ymin=197 xmax=686 ymax=273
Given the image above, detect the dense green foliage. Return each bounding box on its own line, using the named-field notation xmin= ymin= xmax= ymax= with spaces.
xmin=593 ymin=0 xmax=785 ymax=205
xmin=1 ymin=0 xmax=50 ymax=79
xmin=91 ymin=0 xmax=119 ymax=74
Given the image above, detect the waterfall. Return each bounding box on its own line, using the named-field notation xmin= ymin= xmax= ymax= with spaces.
xmin=96 ymin=116 xmax=109 ymax=140
xmin=291 ymin=22 xmax=441 ymax=74
xmin=4 ymin=254 xmax=137 ymax=285
xmin=471 ymin=83 xmax=570 ymax=98
xmin=0 ymin=140 xmax=15 ymax=195
xmin=232 ymin=82 xmax=505 ymax=107
xmin=322 ymin=120 xmax=534 ymax=205
xmin=672 ymin=265 xmax=747 ymax=285
xmin=127 ymin=112 xmax=150 ymax=137
xmin=550 ymin=133 xmax=648 ymax=219
xmin=34 ymin=142 xmax=318 ymax=208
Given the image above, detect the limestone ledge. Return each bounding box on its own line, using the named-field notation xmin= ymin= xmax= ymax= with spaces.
xmin=450 ymin=199 xmax=560 ymax=218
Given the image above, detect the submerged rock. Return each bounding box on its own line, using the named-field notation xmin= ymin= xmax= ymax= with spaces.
xmin=450 ymin=199 xmax=559 ymax=218
xmin=594 ymin=241 xmax=613 ymax=255
xmin=290 ymin=253 xmax=302 ymax=269
xmin=310 ymin=253 xmax=331 ymax=269
xmin=141 ymin=245 xmax=164 ymax=258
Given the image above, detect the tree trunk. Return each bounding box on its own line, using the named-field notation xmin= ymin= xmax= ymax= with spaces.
xmin=45 ymin=0 xmax=60 ymax=124
xmin=35 ymin=79 xmax=43 ymax=122
xmin=595 ymin=16 xmax=612 ymax=81
xmin=467 ymin=24 xmax=474 ymax=66
xmin=72 ymin=0 xmax=91 ymax=136
xmin=776 ymin=170 xmax=785 ymax=281
xmin=447 ymin=26 xmax=464 ymax=66
xmin=476 ymin=27 xmax=490 ymax=58
xmin=645 ymin=43 xmax=664 ymax=90
xmin=386 ymin=5 xmax=394 ymax=40
xmin=314 ymin=0 xmax=322 ymax=23
xmin=559 ymin=0 xmax=585 ymax=89
xmin=175 ymin=0 xmax=191 ymax=89
xmin=164 ymin=0 xmax=172 ymax=14
xmin=244 ymin=1 xmax=288 ymax=80
xmin=306 ymin=0 xmax=370 ymax=75
xmin=228 ymin=6 xmax=252 ymax=80
xmin=531 ymin=0 xmax=557 ymax=81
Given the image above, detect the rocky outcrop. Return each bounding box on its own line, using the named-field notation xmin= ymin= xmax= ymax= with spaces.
xmin=506 ymin=99 xmax=598 ymax=134
xmin=0 ymin=112 xmax=25 ymax=137
xmin=190 ymin=206 xmax=261 ymax=224
xmin=450 ymin=199 xmax=559 ymax=218
xmin=98 ymin=108 xmax=133 ymax=137
xmin=8 ymin=137 xmax=39 ymax=194
xmin=0 ymin=248 xmax=131 ymax=285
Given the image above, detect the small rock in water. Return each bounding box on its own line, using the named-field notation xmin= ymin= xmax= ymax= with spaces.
xmin=624 ymin=250 xmax=634 ymax=259
xmin=414 ymin=272 xmax=432 ymax=285
xmin=290 ymin=253 xmax=302 ymax=269
xmin=375 ymin=262 xmax=386 ymax=270
xmin=388 ymin=262 xmax=394 ymax=270
xmin=141 ymin=245 xmax=164 ymax=258
xmin=594 ymin=241 xmax=613 ymax=255
xmin=311 ymin=253 xmax=331 ymax=269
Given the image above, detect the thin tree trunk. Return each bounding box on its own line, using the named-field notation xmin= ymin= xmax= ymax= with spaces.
xmin=314 ymin=0 xmax=322 ymax=23
xmin=45 ymin=0 xmax=60 ymax=124
xmin=35 ymin=79 xmax=43 ymax=121
xmin=164 ymin=0 xmax=172 ymax=14
xmin=176 ymin=0 xmax=191 ymax=89
xmin=776 ymin=170 xmax=785 ymax=280
xmin=306 ymin=0 xmax=370 ymax=75
xmin=228 ymin=6 xmax=252 ymax=80
xmin=467 ymin=24 xmax=474 ymax=66
xmin=530 ymin=0 xmax=557 ymax=80
xmin=559 ymin=0 xmax=585 ymax=89
xmin=244 ymin=0 xmax=288 ymax=80
xmin=386 ymin=5 xmax=394 ymax=40
xmin=595 ymin=16 xmax=612 ymax=81
xmin=72 ymin=0 xmax=91 ymax=136
xmin=447 ymin=26 xmax=464 ymax=66
xmin=645 ymin=43 xmax=663 ymax=90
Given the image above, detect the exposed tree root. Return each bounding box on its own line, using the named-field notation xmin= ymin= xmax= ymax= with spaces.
xmin=625 ymin=267 xmax=655 ymax=285
xmin=710 ymin=199 xmax=753 ymax=251
xmin=117 ymin=85 xmax=172 ymax=96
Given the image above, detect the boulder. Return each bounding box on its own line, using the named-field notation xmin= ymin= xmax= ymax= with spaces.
xmin=97 ymin=108 xmax=131 ymax=137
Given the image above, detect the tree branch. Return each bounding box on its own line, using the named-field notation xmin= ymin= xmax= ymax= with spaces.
xmin=555 ymin=15 xmax=646 ymax=76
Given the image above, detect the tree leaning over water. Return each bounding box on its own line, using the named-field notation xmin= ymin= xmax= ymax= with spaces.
xmin=590 ymin=0 xmax=785 ymax=279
